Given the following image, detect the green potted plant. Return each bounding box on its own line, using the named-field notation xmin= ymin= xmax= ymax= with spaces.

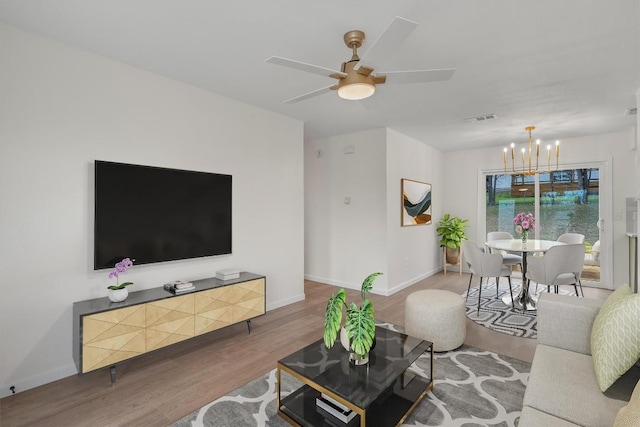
xmin=323 ymin=272 xmax=382 ymax=365
xmin=436 ymin=214 xmax=468 ymax=265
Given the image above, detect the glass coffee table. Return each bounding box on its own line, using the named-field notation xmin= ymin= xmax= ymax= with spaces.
xmin=277 ymin=326 xmax=433 ymax=427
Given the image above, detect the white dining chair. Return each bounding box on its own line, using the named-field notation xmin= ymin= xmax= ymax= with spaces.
xmin=486 ymin=231 xmax=523 ymax=272
xmin=462 ymin=240 xmax=514 ymax=315
xmin=584 ymin=240 xmax=601 ymax=266
xmin=527 ymin=244 xmax=586 ymax=297
xmin=557 ymin=233 xmax=585 ymax=244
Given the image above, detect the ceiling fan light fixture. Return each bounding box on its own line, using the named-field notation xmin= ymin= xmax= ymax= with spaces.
xmin=337 ymin=82 xmax=376 ymax=100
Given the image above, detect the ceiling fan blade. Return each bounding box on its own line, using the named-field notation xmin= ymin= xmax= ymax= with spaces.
xmin=354 ymin=16 xmax=418 ymax=70
xmin=266 ymin=56 xmax=346 ymax=78
xmin=382 ymin=68 xmax=455 ymax=84
xmin=283 ymin=85 xmax=335 ymax=104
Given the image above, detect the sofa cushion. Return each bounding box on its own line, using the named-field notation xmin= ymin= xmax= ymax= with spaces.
xmin=518 ymin=406 xmax=581 ymax=427
xmin=591 ymin=284 xmax=640 ymax=391
xmin=523 ymin=344 xmax=627 ymax=426
xmin=613 ymin=380 xmax=640 ymax=427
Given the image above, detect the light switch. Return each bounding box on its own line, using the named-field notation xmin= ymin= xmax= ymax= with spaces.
xmin=344 ymin=197 xmax=351 ymax=204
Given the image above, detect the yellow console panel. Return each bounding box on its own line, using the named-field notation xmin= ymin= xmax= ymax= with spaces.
xmin=82 ymin=304 xmax=146 ymax=372
xmin=146 ymin=294 xmax=195 ymax=352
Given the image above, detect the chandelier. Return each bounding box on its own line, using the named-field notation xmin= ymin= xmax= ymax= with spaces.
xmin=503 ymin=126 xmax=560 ymax=175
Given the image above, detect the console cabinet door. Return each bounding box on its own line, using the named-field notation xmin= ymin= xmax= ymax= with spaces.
xmin=146 ymin=294 xmax=195 ymax=351
xmin=194 ymin=286 xmax=236 ymax=335
xmin=193 ymin=278 xmax=265 ymax=335
xmin=233 ymin=278 xmax=265 ymax=323
xmin=82 ymin=304 xmax=146 ymax=372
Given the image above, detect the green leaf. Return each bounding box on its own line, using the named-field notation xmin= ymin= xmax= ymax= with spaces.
xmin=323 ymin=289 xmax=346 ymax=349
xmin=107 ymin=282 xmax=133 ymax=290
xmin=361 ymin=272 xmax=382 ymax=300
xmin=345 ymin=300 xmax=375 ymax=357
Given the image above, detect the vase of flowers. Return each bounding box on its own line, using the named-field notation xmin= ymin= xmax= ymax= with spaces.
xmin=514 ymin=212 xmax=535 ymax=245
xmin=107 ymin=258 xmax=134 ymax=302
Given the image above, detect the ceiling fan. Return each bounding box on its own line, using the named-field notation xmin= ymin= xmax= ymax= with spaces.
xmin=266 ymin=16 xmax=455 ymax=104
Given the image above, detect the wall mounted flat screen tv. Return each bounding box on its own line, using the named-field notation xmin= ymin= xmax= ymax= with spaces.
xmin=94 ymin=161 xmax=232 ymax=270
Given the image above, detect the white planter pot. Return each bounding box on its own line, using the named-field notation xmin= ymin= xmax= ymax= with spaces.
xmin=108 ymin=288 xmax=128 ymax=303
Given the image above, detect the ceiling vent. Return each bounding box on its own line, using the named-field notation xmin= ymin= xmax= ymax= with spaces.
xmin=464 ymin=113 xmax=497 ymax=123
xmin=625 ymin=107 xmax=637 ymax=116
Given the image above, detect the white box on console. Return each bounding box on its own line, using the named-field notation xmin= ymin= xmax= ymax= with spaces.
xmin=216 ymin=268 xmax=240 ymax=280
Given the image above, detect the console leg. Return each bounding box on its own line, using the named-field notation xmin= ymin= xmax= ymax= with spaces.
xmin=246 ymin=320 xmax=252 ymax=334
xmin=110 ymin=365 xmax=116 ymax=386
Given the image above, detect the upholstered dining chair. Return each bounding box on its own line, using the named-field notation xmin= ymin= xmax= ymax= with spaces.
xmin=462 ymin=240 xmax=514 ymax=315
xmin=557 ymin=233 xmax=585 ymax=244
xmin=527 ymin=243 xmax=586 ymax=297
xmin=486 ymin=231 xmax=523 ymax=272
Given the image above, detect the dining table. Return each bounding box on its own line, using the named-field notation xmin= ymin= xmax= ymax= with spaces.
xmin=484 ymin=239 xmax=566 ymax=311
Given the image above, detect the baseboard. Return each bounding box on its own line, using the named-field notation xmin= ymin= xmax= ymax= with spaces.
xmin=0 ymin=363 xmax=78 ymax=398
xmin=266 ymin=293 xmax=305 ymax=311
xmin=304 ymin=274 xmax=374 ymax=293
xmin=386 ymin=269 xmax=441 ymax=296
xmin=305 ymin=270 xmax=441 ymax=297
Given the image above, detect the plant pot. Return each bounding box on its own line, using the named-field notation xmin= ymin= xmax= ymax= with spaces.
xmin=445 ymin=247 xmax=461 ymax=264
xmin=340 ymin=327 xmax=350 ymax=351
xmin=340 ymin=326 xmax=374 ymax=365
xmin=349 ymin=351 xmax=369 ymax=365
xmin=108 ymin=288 xmax=128 ymax=303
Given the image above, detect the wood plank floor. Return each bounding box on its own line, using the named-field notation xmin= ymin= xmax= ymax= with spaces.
xmin=0 ymin=272 xmax=611 ymax=427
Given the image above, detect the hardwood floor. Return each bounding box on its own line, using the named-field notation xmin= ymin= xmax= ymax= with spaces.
xmin=0 ymin=272 xmax=611 ymax=427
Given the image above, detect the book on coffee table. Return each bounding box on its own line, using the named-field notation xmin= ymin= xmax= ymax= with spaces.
xmin=315 ymin=393 xmax=357 ymax=423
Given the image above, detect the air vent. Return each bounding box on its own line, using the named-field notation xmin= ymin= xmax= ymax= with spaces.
xmin=464 ymin=113 xmax=497 ymax=123
xmin=625 ymin=107 xmax=637 ymax=116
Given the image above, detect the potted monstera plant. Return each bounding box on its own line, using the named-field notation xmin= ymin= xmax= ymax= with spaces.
xmin=437 ymin=214 xmax=468 ymax=265
xmin=323 ymin=272 xmax=382 ymax=365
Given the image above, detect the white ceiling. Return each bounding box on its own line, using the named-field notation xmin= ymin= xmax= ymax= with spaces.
xmin=1 ymin=0 xmax=638 ymax=151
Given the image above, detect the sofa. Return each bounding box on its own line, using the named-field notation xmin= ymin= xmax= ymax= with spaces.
xmin=518 ymin=292 xmax=640 ymax=426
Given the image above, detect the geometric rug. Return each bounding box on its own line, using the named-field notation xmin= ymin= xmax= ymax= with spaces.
xmin=463 ymin=280 xmax=574 ymax=339
xmin=169 ymin=339 xmax=531 ymax=427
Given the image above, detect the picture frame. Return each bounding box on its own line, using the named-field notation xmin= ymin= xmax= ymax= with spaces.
xmin=401 ymin=178 xmax=432 ymax=226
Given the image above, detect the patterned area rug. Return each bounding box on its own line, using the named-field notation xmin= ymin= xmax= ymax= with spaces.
xmin=170 ymin=338 xmax=530 ymax=427
xmin=463 ymin=280 xmax=574 ymax=339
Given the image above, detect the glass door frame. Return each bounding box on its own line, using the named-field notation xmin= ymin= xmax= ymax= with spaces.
xmin=477 ymin=159 xmax=613 ymax=289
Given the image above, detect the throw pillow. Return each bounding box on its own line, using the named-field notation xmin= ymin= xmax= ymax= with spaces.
xmin=613 ymin=380 xmax=640 ymax=427
xmin=591 ymin=284 xmax=640 ymax=392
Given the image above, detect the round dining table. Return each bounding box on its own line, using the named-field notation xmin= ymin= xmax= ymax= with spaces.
xmin=484 ymin=239 xmax=566 ymax=311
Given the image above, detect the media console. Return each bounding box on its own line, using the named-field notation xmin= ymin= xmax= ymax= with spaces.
xmin=73 ymin=272 xmax=265 ymax=382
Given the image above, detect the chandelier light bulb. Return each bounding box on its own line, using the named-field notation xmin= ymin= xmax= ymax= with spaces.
xmin=501 ymin=126 xmax=559 ymax=175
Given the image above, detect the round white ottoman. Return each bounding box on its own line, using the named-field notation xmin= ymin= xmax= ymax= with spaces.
xmin=405 ymin=289 xmax=466 ymax=351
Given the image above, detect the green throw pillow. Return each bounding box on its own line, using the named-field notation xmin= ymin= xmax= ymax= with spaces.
xmin=591 ymin=284 xmax=640 ymax=392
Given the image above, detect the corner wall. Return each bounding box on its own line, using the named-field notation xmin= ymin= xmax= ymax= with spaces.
xmin=0 ymin=24 xmax=304 ymax=396
xmin=386 ymin=129 xmax=443 ymax=293
xmin=304 ymin=128 xmax=444 ymax=295
xmin=304 ymin=129 xmax=389 ymax=292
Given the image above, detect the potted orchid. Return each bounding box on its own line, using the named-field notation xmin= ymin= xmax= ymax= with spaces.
xmin=514 ymin=212 xmax=535 ymax=243
xmin=107 ymin=258 xmax=134 ymax=302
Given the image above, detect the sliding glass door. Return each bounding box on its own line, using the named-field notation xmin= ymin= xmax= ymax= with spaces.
xmin=485 ymin=167 xmax=603 ymax=286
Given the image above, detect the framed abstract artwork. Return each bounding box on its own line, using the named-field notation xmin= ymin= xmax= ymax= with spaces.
xmin=401 ymin=178 xmax=432 ymax=226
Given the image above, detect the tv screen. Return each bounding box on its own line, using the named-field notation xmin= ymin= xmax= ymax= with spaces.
xmin=94 ymin=161 xmax=232 ymax=269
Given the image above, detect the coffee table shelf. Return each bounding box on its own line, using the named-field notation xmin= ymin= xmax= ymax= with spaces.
xmin=277 ymin=326 xmax=433 ymax=427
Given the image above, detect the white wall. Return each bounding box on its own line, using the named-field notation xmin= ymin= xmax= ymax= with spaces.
xmin=304 ymin=129 xmax=388 ymax=293
xmin=386 ymin=129 xmax=443 ymax=293
xmin=304 ymin=128 xmax=444 ymax=295
xmin=443 ymin=128 xmax=637 ymax=287
xmin=0 ymin=24 xmax=305 ymax=397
